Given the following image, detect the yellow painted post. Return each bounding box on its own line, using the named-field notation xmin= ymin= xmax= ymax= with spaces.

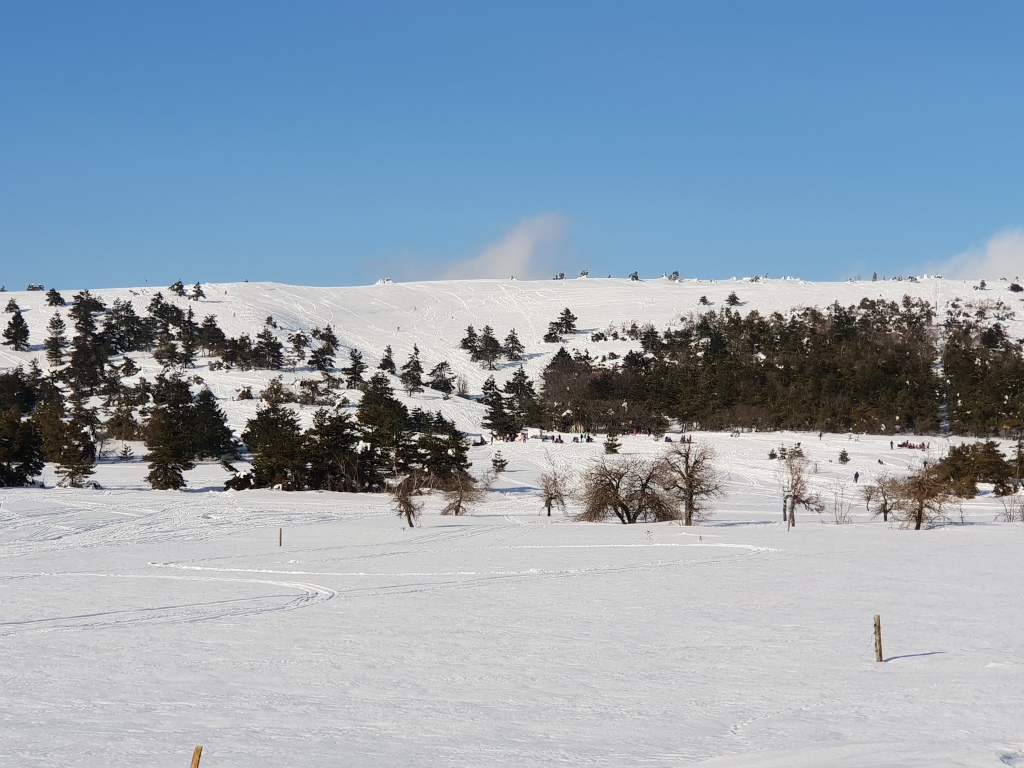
xmin=190 ymin=746 xmax=203 ymax=768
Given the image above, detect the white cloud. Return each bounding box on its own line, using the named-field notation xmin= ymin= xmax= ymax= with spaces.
xmin=940 ymin=229 xmax=1024 ymax=280
xmin=441 ymin=213 xmax=566 ymax=280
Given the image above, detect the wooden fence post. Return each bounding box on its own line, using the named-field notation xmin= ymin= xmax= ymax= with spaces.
xmin=874 ymin=614 xmax=883 ymax=662
xmin=279 ymin=527 xmax=282 ymax=547
xmin=190 ymin=746 xmax=203 ymax=768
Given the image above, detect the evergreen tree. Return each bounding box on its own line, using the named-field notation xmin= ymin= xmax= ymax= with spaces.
xmin=604 ymin=431 xmax=621 ymax=454
xmin=152 ymin=330 xmax=181 ymax=368
xmin=66 ymin=291 xmax=108 ymax=393
xmin=308 ymin=338 xmax=336 ymax=372
xmin=192 ymin=388 xmax=235 ymax=460
xmin=503 ymin=366 xmax=540 ymax=428
xmin=198 ymin=315 xmax=226 ymax=357
xmin=0 ymin=406 xmax=44 ymax=486
xmin=399 ymin=345 xmax=425 ymax=395
xmin=144 ymin=404 xmax=195 ymax=490
xmin=5 ymin=298 xmax=20 ymax=313
xmin=3 ymin=310 xmax=30 ymax=351
xmin=52 ymin=415 xmax=97 ymax=487
xmin=190 ymin=282 xmax=205 ymax=300
xmin=357 ymin=373 xmax=411 ymax=477
xmin=240 ymin=403 xmax=307 ymax=489
xmin=557 ymin=307 xmax=578 ymax=335
xmin=305 ymin=408 xmax=372 ymax=491
xmin=45 ymin=288 xmax=65 ymax=307
xmin=253 ymin=326 xmax=284 ymax=369
xmin=725 ymin=291 xmax=741 ymax=306
xmin=502 ymin=329 xmax=525 ymax=361
xmin=169 ymin=280 xmax=186 ymax=296
xmin=103 ymin=299 xmax=151 ymax=354
xmin=473 ymin=326 xmax=503 ymax=369
xmin=491 ymin=450 xmax=508 ymax=473
xmin=543 ymin=321 xmax=563 ymax=343
xmin=288 ymin=330 xmax=310 ymax=359
xmin=481 ymin=375 xmax=516 ymax=439
xmin=340 ymin=348 xmax=368 ymax=390
xmin=460 ymin=325 xmax=479 ymax=353
xmin=378 ymin=344 xmax=396 ymax=374
xmin=427 ymin=361 xmax=455 ymax=396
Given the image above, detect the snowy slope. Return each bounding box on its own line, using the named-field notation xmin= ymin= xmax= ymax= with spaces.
xmin=3 ymin=275 xmax=1022 ymax=436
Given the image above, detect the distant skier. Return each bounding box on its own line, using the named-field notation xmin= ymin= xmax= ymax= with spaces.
xmin=854 ymin=471 xmax=859 ymax=483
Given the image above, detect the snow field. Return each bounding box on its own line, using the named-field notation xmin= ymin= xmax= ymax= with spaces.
xmin=2 ymin=429 xmax=1023 ymax=767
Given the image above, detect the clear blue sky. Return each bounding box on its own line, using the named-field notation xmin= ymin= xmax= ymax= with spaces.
xmin=2 ymin=1 xmax=1022 ymax=289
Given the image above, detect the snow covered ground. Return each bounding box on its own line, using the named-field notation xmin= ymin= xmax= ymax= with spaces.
xmin=2 ymin=276 xmax=1024 ymax=766
xmin=3 ymin=430 xmax=1023 ymax=768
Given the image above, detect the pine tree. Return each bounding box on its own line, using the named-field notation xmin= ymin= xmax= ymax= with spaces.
xmin=52 ymin=415 xmax=97 ymax=487
xmin=144 ymin=405 xmax=195 ymax=490
xmin=192 ymin=388 xmax=235 ymax=460
xmin=557 ymin=308 xmax=578 ymax=335
xmin=169 ymin=280 xmax=186 ymax=296
xmin=378 ymin=345 xmax=396 ymax=374
xmin=308 ymin=340 xmax=336 ymax=372
xmin=460 ymin=325 xmax=479 ymax=353
xmin=5 ymin=298 xmax=20 ymax=313
xmin=253 ymin=326 xmax=284 ymax=369
xmin=198 ymin=315 xmax=226 ymax=357
xmin=604 ymin=431 xmax=621 ymax=454
xmin=726 ymin=292 xmax=741 ymax=306
xmin=46 ymin=288 xmax=65 ymax=307
xmin=543 ymin=322 xmax=562 ymax=343
xmin=473 ymin=326 xmax=503 ymax=369
xmin=240 ymin=403 xmax=307 ymax=489
xmin=103 ymin=299 xmax=151 ymax=354
xmin=503 ymin=366 xmax=539 ymax=428
xmin=65 ymin=291 xmax=108 ymax=394
xmin=481 ymin=375 xmax=516 ymax=439
xmin=357 ymin=373 xmax=411 ymax=477
xmin=400 ymin=345 xmax=425 ymax=396
xmin=3 ymin=310 xmax=30 ymax=351
xmin=190 ymin=282 xmax=205 ymax=300
xmin=491 ymin=450 xmax=508 ymax=473
xmin=305 ymin=408 xmax=369 ymax=492
xmin=503 ymin=329 xmax=525 ymax=361
xmin=0 ymin=406 xmax=44 ymax=486
xmin=341 ymin=348 xmax=368 ymax=390
xmin=427 ymin=361 xmax=455 ymax=396
xmin=838 ymin=449 xmax=850 ymax=464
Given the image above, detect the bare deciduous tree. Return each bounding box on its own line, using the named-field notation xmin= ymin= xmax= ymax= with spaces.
xmin=441 ymin=470 xmax=494 ymax=516
xmin=998 ymin=491 xmax=1023 ymax=523
xmin=891 ymin=461 xmax=953 ymax=530
xmin=659 ymin=441 xmax=726 ymax=525
xmin=862 ymin=472 xmax=899 ymax=522
xmin=389 ymin=472 xmax=426 ymax=528
xmin=537 ymin=454 xmax=571 ymax=517
xmin=576 ymin=455 xmax=679 ymax=524
xmin=776 ymin=451 xmax=823 ymax=530
xmin=829 ymin=479 xmax=853 ymax=525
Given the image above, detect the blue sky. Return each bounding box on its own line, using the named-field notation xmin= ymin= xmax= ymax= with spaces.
xmin=2 ymin=1 xmax=1022 ymax=289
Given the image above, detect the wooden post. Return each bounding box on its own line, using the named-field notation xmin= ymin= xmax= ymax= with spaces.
xmin=190 ymin=746 xmax=203 ymax=768
xmin=279 ymin=527 xmax=282 ymax=547
xmin=874 ymin=614 xmax=883 ymax=662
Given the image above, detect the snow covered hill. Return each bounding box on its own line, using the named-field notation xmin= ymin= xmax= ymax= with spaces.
xmin=3 ymin=274 xmax=1021 ymax=437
